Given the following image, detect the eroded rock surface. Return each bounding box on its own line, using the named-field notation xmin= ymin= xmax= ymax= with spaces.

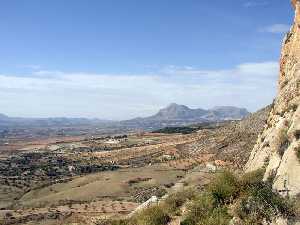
xmin=245 ymin=0 xmax=300 ymax=196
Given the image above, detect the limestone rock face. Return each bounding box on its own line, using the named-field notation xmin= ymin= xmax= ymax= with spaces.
xmin=245 ymin=0 xmax=300 ymax=196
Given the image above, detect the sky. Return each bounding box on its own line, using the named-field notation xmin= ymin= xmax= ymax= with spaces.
xmin=0 ymin=0 xmax=295 ymax=120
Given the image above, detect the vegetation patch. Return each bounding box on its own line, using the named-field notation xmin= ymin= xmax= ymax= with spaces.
xmin=127 ymin=177 xmax=152 ymax=186
xmin=100 ymin=170 xmax=295 ymax=225
xmin=133 ymin=205 xmax=171 ymax=225
xmin=181 ymin=193 xmax=231 ymax=225
xmin=99 ymin=189 xmax=196 ymax=225
xmin=208 ymin=170 xmax=239 ymax=204
xmin=153 ymin=126 xmax=198 ymax=134
xmin=296 ymin=146 xmax=300 ymax=161
xmin=162 ymin=189 xmax=196 ymax=216
xmin=98 ymin=205 xmax=170 ymax=225
xmin=133 ymin=187 xmax=167 ymax=203
xmin=278 ymin=128 xmax=290 ymax=157
xmin=181 ymin=169 xmax=294 ymax=225
xmin=295 ymin=130 xmax=300 ymax=140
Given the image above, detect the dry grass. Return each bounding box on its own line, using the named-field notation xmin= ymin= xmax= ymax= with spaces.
xmin=18 ymin=164 xmax=184 ymax=208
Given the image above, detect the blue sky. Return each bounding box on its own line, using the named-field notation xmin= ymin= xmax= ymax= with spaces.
xmin=0 ymin=0 xmax=294 ymax=119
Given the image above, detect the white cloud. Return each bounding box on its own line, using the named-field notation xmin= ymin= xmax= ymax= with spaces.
xmin=236 ymin=61 xmax=278 ymax=76
xmin=0 ymin=61 xmax=278 ymax=120
xmin=260 ymin=24 xmax=291 ymax=34
xmin=243 ymin=1 xmax=269 ymax=8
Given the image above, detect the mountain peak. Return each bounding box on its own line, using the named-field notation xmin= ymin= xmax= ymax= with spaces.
xmin=155 ymin=103 xmax=191 ymax=120
xmin=168 ymin=103 xmax=179 ymax=107
xmin=166 ymin=103 xmax=189 ymax=109
xmin=0 ymin=113 xmax=9 ymax=119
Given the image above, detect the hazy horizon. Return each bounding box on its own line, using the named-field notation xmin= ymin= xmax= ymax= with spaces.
xmin=0 ymin=0 xmax=293 ymax=120
xmin=0 ymin=103 xmax=252 ymax=120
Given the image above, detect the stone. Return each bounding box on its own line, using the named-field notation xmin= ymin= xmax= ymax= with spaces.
xmin=245 ymin=0 xmax=300 ymax=197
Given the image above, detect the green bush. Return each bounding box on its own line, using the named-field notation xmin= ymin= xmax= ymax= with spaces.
xmin=133 ymin=205 xmax=170 ymax=225
xmin=235 ymin=182 xmax=294 ymax=223
xmin=208 ymin=170 xmax=239 ymax=204
xmin=197 ymin=206 xmax=232 ymax=225
xmin=239 ymin=169 xmax=265 ymax=189
xmin=163 ymin=188 xmax=196 ymax=215
xmin=181 ymin=193 xmax=216 ymax=225
xmin=235 ymin=169 xmax=294 ymax=223
xmin=181 ymin=193 xmax=231 ymax=225
xmin=182 ymin=169 xmax=294 ymax=225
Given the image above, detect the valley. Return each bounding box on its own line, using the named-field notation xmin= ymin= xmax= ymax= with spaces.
xmin=0 ymin=106 xmax=269 ymax=225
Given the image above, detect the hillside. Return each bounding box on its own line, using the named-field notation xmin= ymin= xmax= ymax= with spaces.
xmin=176 ymin=105 xmax=271 ymax=169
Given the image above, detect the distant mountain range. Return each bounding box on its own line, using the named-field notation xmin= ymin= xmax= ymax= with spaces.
xmin=0 ymin=104 xmax=249 ymax=130
xmin=120 ymin=103 xmax=249 ymax=129
xmin=0 ymin=114 xmax=9 ymax=120
xmin=0 ymin=115 xmax=113 ymax=128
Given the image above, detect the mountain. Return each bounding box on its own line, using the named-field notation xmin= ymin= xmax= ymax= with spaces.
xmin=209 ymin=106 xmax=250 ymax=120
xmin=150 ymin=103 xmax=249 ymax=121
xmin=0 ymin=116 xmax=114 ymax=128
xmin=121 ymin=103 xmax=249 ymax=130
xmin=149 ymin=103 xmax=207 ymax=121
xmin=0 ymin=114 xmax=9 ymax=120
xmin=246 ymin=0 xmax=300 ymax=197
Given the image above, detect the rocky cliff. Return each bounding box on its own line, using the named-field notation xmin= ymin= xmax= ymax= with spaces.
xmin=245 ymin=0 xmax=300 ymax=197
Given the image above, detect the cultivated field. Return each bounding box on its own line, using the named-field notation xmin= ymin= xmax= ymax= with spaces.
xmin=0 ymin=108 xmax=269 ymax=224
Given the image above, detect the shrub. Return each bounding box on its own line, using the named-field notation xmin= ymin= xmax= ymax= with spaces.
xmin=295 ymin=130 xmax=300 ymax=140
xmin=181 ymin=193 xmax=216 ymax=225
xmin=163 ymin=188 xmax=196 ymax=215
xmin=296 ymin=146 xmax=300 ymax=161
xmin=98 ymin=205 xmax=170 ymax=225
xmin=208 ymin=170 xmax=239 ymax=204
xmin=278 ymin=128 xmax=290 ymax=157
xmin=96 ymin=220 xmax=130 ymax=225
xmin=292 ymin=194 xmax=300 ymax=216
xmin=181 ymin=169 xmax=294 ymax=225
xmin=197 ymin=206 xmax=232 ymax=225
xmin=133 ymin=205 xmax=170 ymax=225
xmin=235 ymin=182 xmax=294 ymax=223
xmin=239 ymin=169 xmax=265 ymax=192
xmin=181 ymin=193 xmax=231 ymax=225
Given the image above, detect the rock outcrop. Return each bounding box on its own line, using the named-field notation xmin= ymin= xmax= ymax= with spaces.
xmin=245 ymin=0 xmax=300 ymax=197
